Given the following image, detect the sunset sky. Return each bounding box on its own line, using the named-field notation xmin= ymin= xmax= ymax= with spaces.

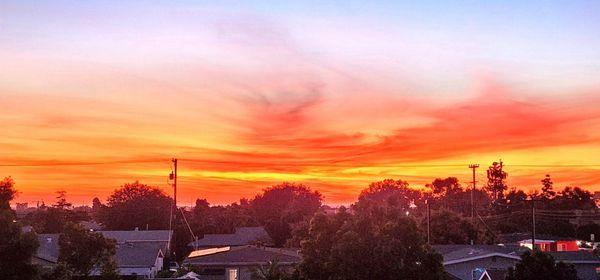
xmin=1 ymin=1 xmax=600 ymax=206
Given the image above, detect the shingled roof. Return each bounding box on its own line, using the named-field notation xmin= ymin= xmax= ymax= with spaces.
xmin=34 ymin=231 xmax=168 ymax=271
xmin=433 ymin=245 xmax=526 ymax=264
xmin=114 ymin=241 xmax=164 ymax=267
xmin=184 ymin=245 xmax=300 ymax=266
xmin=548 ymin=251 xmax=600 ymax=264
xmin=98 ymin=230 xmax=171 ymax=242
xmin=36 ymin=234 xmax=60 ymax=263
xmin=188 ymin=227 xmax=273 ymax=248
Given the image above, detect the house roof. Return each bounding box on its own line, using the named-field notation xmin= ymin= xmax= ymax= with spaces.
xmin=98 ymin=230 xmax=171 ymax=242
xmin=188 ymin=227 xmax=272 ymax=248
xmin=35 ymin=232 xmax=166 ymax=269
xmin=36 ymin=234 xmax=60 ymax=263
xmin=548 ymin=251 xmax=600 ymax=264
xmin=498 ymin=233 xmax=566 ymax=244
xmin=114 ymin=241 xmax=164 ymax=268
xmin=184 ymin=245 xmax=301 ymax=266
xmin=433 ymin=245 xmax=526 ymax=265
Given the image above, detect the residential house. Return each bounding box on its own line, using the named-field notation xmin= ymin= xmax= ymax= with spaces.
xmin=188 ymin=227 xmax=273 ymax=249
xmin=549 ymin=251 xmax=600 ymax=280
xmin=33 ymin=230 xmax=171 ymax=279
xmin=183 ymin=245 xmax=301 ymax=280
xmin=518 ymin=238 xmax=580 ymax=252
xmin=434 ymin=245 xmax=525 ymax=280
xmin=434 ymin=245 xmax=600 ymax=280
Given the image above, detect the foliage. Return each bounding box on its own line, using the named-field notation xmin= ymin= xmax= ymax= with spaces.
xmin=576 ymin=223 xmax=600 ymax=242
xmin=58 ymin=223 xmax=120 ymax=277
xmin=97 ymin=181 xmax=172 ymax=230
xmin=191 ymin=198 xmax=257 ymax=235
xmin=54 ymin=190 xmax=73 ymax=209
xmin=427 ymin=209 xmax=493 ymax=244
xmin=356 ymin=179 xmax=422 ymax=213
xmin=251 ymin=182 xmax=322 ymax=246
xmin=540 ymin=174 xmax=556 ymax=200
xmin=0 ymin=177 xmax=17 ymax=210
xmin=252 ymin=260 xmax=293 ymax=280
xmin=552 ymin=186 xmax=595 ymax=210
xmin=536 ymin=219 xmax=576 ymax=238
xmin=297 ymin=206 xmax=446 ymax=280
xmin=0 ymin=207 xmax=40 ymax=280
xmin=425 ymin=177 xmax=490 ymax=216
xmin=506 ymin=250 xmax=578 ymax=280
xmin=24 ymin=191 xmax=89 ymax=234
xmin=485 ymin=161 xmax=508 ymax=203
xmin=427 ymin=177 xmax=462 ymax=199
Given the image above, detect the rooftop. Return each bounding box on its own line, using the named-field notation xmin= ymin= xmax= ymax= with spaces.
xmin=188 ymin=227 xmax=272 ymax=248
xmin=184 ymin=245 xmax=300 ymax=266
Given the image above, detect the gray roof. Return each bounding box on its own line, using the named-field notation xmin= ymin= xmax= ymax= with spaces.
xmin=548 ymin=251 xmax=600 ymax=264
xmin=98 ymin=230 xmax=171 ymax=242
xmin=36 ymin=234 xmax=60 ymax=263
xmin=434 ymin=245 xmax=600 ymax=265
xmin=114 ymin=241 xmax=164 ymax=268
xmin=34 ymin=231 xmax=166 ymax=268
xmin=184 ymin=246 xmax=300 ymax=266
xmin=188 ymin=227 xmax=272 ymax=248
xmin=433 ymin=245 xmax=526 ymax=264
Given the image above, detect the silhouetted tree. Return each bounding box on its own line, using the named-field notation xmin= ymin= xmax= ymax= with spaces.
xmin=54 ymin=190 xmax=72 ymax=209
xmin=0 ymin=177 xmax=16 ymax=210
xmin=356 ymin=179 xmax=422 ymax=213
xmin=552 ymin=186 xmax=595 ymax=210
xmin=540 ymin=174 xmax=556 ymax=200
xmin=191 ymin=198 xmax=257 ymax=235
xmin=24 ymin=191 xmax=87 ymax=233
xmin=0 ymin=177 xmax=40 ymax=280
xmin=427 ymin=209 xmax=493 ymax=244
xmin=485 ymin=161 xmax=508 ymax=204
xmin=251 ymin=183 xmax=322 ymax=246
xmin=97 ymin=181 xmax=171 ymax=230
xmin=298 ymin=206 xmax=445 ymax=280
xmin=427 ymin=177 xmax=462 ymax=199
xmin=506 ymin=250 xmax=578 ymax=280
xmin=58 ymin=223 xmax=119 ymax=278
xmin=576 ymin=223 xmax=600 ymax=242
xmin=536 ymin=219 xmax=576 ymax=238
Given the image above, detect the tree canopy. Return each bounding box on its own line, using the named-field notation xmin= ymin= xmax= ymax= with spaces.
xmin=297 ymin=206 xmax=445 ymax=280
xmin=97 ymin=181 xmax=172 ymax=230
xmin=0 ymin=177 xmax=40 ymax=280
xmin=250 ymin=182 xmax=322 ymax=246
xmin=506 ymin=250 xmax=578 ymax=280
xmin=57 ymin=223 xmax=120 ymax=278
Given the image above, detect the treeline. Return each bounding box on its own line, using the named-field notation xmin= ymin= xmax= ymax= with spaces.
xmin=0 ymin=178 xmax=120 ymax=280
xmin=2 ymin=161 xmax=599 ymax=279
xmin=13 ymin=163 xmax=600 ymax=254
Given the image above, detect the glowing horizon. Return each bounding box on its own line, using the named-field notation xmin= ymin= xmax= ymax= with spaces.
xmin=1 ymin=1 xmax=600 ymax=205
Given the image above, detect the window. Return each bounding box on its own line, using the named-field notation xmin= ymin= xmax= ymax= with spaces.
xmin=227 ymin=268 xmax=239 ymax=280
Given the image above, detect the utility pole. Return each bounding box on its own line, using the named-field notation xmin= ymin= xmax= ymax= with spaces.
xmin=469 ymin=164 xmax=480 ymax=221
xmin=171 ymin=158 xmax=178 ymax=209
xmin=167 ymin=158 xmax=178 ymax=256
xmin=531 ymin=199 xmax=536 ymax=251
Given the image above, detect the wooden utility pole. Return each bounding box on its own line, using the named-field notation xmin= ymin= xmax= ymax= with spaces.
xmin=469 ymin=164 xmax=480 ymax=221
xmin=172 ymin=158 xmax=178 ymax=208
